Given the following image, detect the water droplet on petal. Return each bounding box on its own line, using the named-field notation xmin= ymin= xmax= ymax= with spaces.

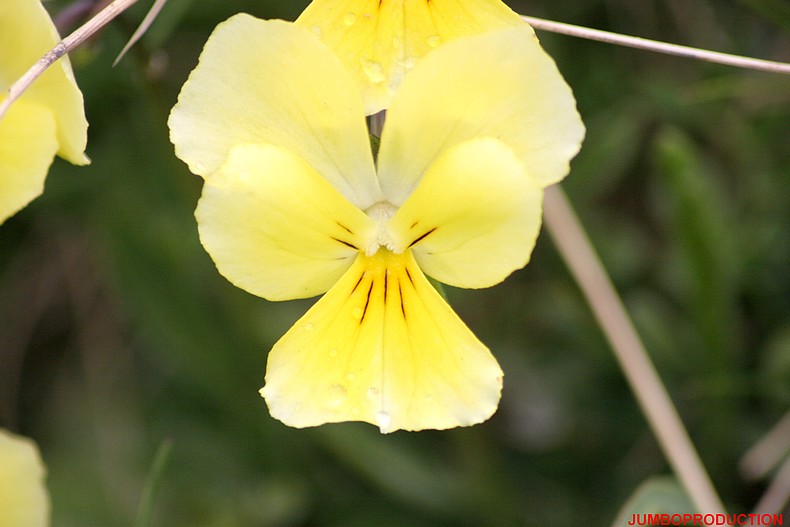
xmin=304 ymin=322 xmax=314 ymax=331
xmin=327 ymin=384 xmax=347 ymax=408
xmin=427 ymin=35 xmax=441 ymax=48
xmin=328 ymin=348 xmax=338 ymax=358
xmin=310 ymin=26 xmax=322 ymax=38
xmin=343 ymin=12 xmax=357 ymax=26
xmin=375 ymin=411 xmax=391 ymax=431
xmin=366 ymin=387 xmax=380 ymax=400
xmin=361 ymin=59 xmax=386 ymax=84
xmin=351 ymin=306 xmax=364 ymax=320
xmin=345 ymin=372 xmax=356 ymax=383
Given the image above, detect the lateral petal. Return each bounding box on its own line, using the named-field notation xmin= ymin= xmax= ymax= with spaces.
xmin=0 ymin=101 xmax=58 ymax=225
xmin=0 ymin=0 xmax=88 ymax=165
xmin=169 ymin=16 xmax=381 ymax=209
xmin=389 ymin=138 xmax=542 ymax=289
xmin=261 ymin=249 xmax=503 ymax=433
xmin=377 ymin=26 xmax=584 ymax=204
xmin=196 ymin=143 xmax=375 ymax=301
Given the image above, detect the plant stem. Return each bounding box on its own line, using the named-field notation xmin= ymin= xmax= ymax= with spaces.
xmin=542 ymin=184 xmax=726 ymax=515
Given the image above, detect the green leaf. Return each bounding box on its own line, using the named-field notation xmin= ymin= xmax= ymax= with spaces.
xmin=134 ymin=439 xmax=174 ymax=527
xmin=652 ymin=127 xmax=740 ymax=368
xmin=611 ymin=477 xmax=697 ymax=527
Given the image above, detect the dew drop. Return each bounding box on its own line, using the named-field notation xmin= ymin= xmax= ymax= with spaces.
xmin=304 ymin=322 xmax=314 ymax=332
xmin=361 ymin=59 xmax=386 ymax=84
xmin=427 ymin=35 xmax=441 ymax=48
xmin=345 ymin=372 xmax=357 ymax=383
xmin=366 ymin=386 xmax=380 ymax=400
xmin=351 ymin=306 xmax=364 ymax=319
xmin=310 ymin=26 xmax=322 ymax=38
xmin=343 ymin=12 xmax=357 ymax=26
xmin=327 ymin=384 xmax=347 ymax=408
xmin=375 ymin=411 xmax=391 ymax=430
xmin=328 ymin=348 xmax=338 ymax=358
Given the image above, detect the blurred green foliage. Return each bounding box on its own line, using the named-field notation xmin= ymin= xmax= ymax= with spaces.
xmin=1 ymin=0 xmax=789 ymax=525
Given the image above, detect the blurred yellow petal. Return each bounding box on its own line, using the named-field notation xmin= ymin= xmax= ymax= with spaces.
xmin=0 ymin=101 xmax=58 ymax=224
xmin=378 ymin=26 xmax=584 ymax=203
xmin=169 ymin=16 xmax=382 ymax=209
xmin=389 ymin=138 xmax=542 ymax=289
xmin=0 ymin=0 xmax=88 ymax=165
xmin=296 ymin=0 xmax=523 ymax=114
xmin=196 ymin=143 xmax=375 ymax=300
xmin=0 ymin=429 xmax=49 ymax=527
xmin=261 ymin=249 xmax=503 ymax=433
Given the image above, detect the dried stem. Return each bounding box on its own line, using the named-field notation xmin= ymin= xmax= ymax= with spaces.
xmin=740 ymin=409 xmax=790 ymax=481
xmin=542 ymin=185 xmax=726 ymax=514
xmin=522 ymin=15 xmax=790 ymax=75
xmin=113 ymin=0 xmax=168 ymax=66
xmin=0 ymin=0 xmax=139 ymax=121
xmin=752 ymin=455 xmax=790 ymax=515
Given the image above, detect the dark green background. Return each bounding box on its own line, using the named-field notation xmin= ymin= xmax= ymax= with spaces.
xmin=1 ymin=0 xmax=788 ymax=525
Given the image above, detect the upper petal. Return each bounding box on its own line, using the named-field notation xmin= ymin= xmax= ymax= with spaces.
xmin=196 ymin=143 xmax=375 ymax=301
xmin=0 ymin=100 xmax=58 ymax=225
xmin=0 ymin=428 xmax=50 ymax=527
xmin=389 ymin=137 xmax=543 ymax=289
xmin=377 ymin=25 xmax=585 ymax=204
xmin=0 ymin=0 xmax=88 ymax=165
xmin=261 ymin=249 xmax=503 ymax=433
xmin=296 ymin=0 xmax=523 ymax=115
xmin=169 ymin=16 xmax=381 ymax=209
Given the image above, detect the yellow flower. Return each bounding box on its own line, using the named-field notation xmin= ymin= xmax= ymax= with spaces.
xmin=169 ymin=17 xmax=583 ymax=432
xmin=0 ymin=0 xmax=89 ymax=225
xmin=295 ymin=0 xmax=524 ymax=114
xmin=0 ymin=429 xmax=50 ymax=527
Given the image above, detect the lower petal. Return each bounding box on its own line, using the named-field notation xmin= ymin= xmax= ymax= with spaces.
xmin=261 ymin=249 xmax=503 ymax=433
xmin=0 ymin=100 xmax=58 ymax=225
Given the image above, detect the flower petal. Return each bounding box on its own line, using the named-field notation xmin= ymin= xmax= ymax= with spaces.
xmin=377 ymin=26 xmax=584 ymax=204
xmin=261 ymin=249 xmax=503 ymax=433
xmin=295 ymin=0 xmax=523 ymax=115
xmin=169 ymin=16 xmax=381 ymax=209
xmin=0 ymin=428 xmax=50 ymax=527
xmin=196 ymin=143 xmax=374 ymax=301
xmin=0 ymin=100 xmax=58 ymax=225
xmin=389 ymin=138 xmax=542 ymax=289
xmin=0 ymin=0 xmax=89 ymax=165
